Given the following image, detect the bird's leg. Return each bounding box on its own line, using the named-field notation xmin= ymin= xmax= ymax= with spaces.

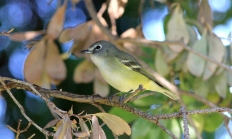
xmin=130 ymin=91 xmax=157 ymax=101
xmin=123 ymin=85 xmax=145 ymax=103
xmin=119 ymin=89 xmax=133 ymax=103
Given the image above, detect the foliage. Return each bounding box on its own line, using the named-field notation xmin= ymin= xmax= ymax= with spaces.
xmin=0 ymin=0 xmax=232 ymax=138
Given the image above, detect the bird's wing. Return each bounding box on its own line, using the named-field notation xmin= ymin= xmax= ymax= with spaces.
xmin=115 ymin=51 xmax=164 ymax=88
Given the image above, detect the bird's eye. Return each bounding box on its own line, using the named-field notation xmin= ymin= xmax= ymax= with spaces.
xmin=95 ymin=45 xmax=102 ymax=50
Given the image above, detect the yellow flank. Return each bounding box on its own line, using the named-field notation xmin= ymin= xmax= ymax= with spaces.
xmin=90 ymin=54 xmax=179 ymax=100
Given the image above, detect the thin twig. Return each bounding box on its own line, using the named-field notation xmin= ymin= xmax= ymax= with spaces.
xmin=180 ymin=106 xmax=189 ymax=139
xmin=84 ymin=0 xmax=116 ymax=41
xmin=0 ymin=80 xmax=54 ymax=137
xmin=123 ymin=85 xmax=144 ymax=103
xmin=156 ymin=121 xmax=178 ymax=139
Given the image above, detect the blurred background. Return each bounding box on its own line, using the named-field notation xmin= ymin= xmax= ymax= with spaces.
xmin=0 ymin=0 xmax=232 ymax=138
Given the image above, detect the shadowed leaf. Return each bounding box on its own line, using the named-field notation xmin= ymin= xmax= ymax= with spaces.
xmin=45 ymin=38 xmax=67 ymax=85
xmin=155 ymin=49 xmax=170 ymax=76
xmin=74 ymin=60 xmax=95 ymax=83
xmin=214 ymin=72 xmax=227 ymax=98
xmin=198 ymin=0 xmax=213 ymax=27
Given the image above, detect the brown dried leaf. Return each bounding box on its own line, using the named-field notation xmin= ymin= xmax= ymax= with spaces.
xmin=198 ymin=0 xmax=213 ymax=27
xmin=73 ymin=131 xmax=89 ymax=138
xmin=74 ymin=60 xmax=95 ymax=83
xmin=45 ymin=38 xmax=67 ymax=84
xmin=79 ymin=118 xmax=90 ymax=137
xmin=54 ymin=115 xmax=72 ymax=139
xmin=47 ymin=1 xmax=67 ymax=39
xmin=10 ymin=30 xmax=45 ymax=41
xmin=94 ymin=78 xmax=109 ymax=97
xmin=155 ymin=49 xmax=170 ymax=77
xmin=166 ymin=5 xmax=189 ymax=52
xmin=59 ymin=22 xmax=92 ymax=43
xmin=203 ymin=33 xmax=225 ymax=80
xmin=186 ymin=32 xmax=207 ymax=77
xmin=91 ymin=115 xmax=107 ymax=139
xmin=44 ymin=119 xmax=61 ymax=129
xmin=108 ymin=0 xmax=128 ymax=19
xmin=24 ymin=39 xmax=46 ymax=84
xmin=95 ymin=113 xmax=131 ymax=136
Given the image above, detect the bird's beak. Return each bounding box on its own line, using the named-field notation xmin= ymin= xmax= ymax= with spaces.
xmin=80 ymin=49 xmax=92 ymax=54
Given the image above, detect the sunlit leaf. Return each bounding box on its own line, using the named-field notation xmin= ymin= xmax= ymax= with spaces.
xmin=73 ymin=60 xmax=95 ymax=83
xmin=10 ymin=30 xmax=45 ymax=41
xmin=91 ymin=115 xmax=107 ymax=139
xmin=108 ymin=0 xmax=127 ymax=19
xmin=198 ymin=0 xmax=213 ymax=27
xmin=166 ymin=4 xmax=189 ymax=52
xmin=47 ymin=1 xmax=67 ymax=39
xmin=155 ymin=49 xmax=170 ymax=77
xmin=204 ymin=113 xmax=223 ymax=132
xmin=186 ymin=31 xmax=207 ymax=77
xmin=203 ymin=33 xmax=225 ymax=80
xmin=95 ymin=113 xmax=131 ymax=135
xmin=214 ymin=72 xmax=227 ymax=98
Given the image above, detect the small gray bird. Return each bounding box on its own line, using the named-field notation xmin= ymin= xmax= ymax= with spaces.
xmin=81 ymin=40 xmax=179 ymax=100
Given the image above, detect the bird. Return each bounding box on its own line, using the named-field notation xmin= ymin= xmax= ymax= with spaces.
xmin=80 ymin=40 xmax=179 ymax=100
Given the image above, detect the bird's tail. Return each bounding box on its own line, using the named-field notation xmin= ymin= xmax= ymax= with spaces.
xmin=145 ymin=81 xmax=179 ymax=100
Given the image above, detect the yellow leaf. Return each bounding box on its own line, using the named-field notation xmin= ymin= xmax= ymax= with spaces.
xmin=95 ymin=113 xmax=131 ymax=135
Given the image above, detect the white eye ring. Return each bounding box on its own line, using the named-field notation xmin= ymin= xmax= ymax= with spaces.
xmin=95 ymin=45 xmax=102 ymax=50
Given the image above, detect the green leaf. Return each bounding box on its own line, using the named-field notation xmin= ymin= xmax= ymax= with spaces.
xmin=193 ymin=78 xmax=209 ymax=98
xmin=203 ymin=33 xmax=225 ymax=80
xmin=187 ymin=25 xmax=198 ymax=47
xmin=166 ymin=5 xmax=189 ymax=52
xmin=172 ymin=51 xmax=188 ymax=72
xmin=186 ymin=32 xmax=207 ymax=77
xmin=108 ymin=107 xmax=138 ymax=123
xmin=204 ymin=113 xmax=223 ymax=132
xmin=226 ymin=71 xmax=232 ymax=86
xmin=155 ymin=49 xmax=170 ymax=77
xmin=214 ymin=72 xmax=227 ymax=98
xmin=131 ymin=118 xmax=156 ymax=139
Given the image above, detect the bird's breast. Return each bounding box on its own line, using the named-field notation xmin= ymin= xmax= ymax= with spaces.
xmin=90 ymin=55 xmax=150 ymax=92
